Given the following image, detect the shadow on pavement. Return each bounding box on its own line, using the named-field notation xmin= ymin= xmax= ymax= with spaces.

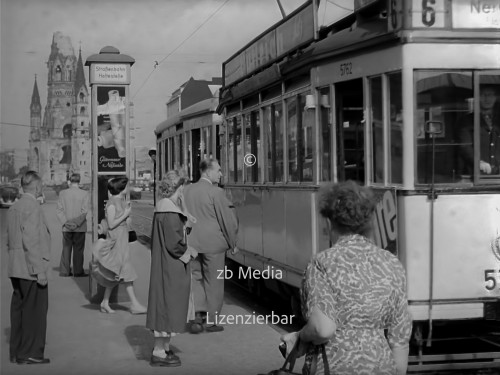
xmin=124 ymin=325 xmax=181 ymax=362
xmin=4 ymin=327 xmax=10 ymax=345
xmin=136 ymin=235 xmax=150 ymax=249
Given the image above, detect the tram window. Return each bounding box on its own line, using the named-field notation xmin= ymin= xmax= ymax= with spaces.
xmin=319 ymin=87 xmax=332 ymax=182
xmin=264 ymin=103 xmax=284 ymax=182
xmin=335 ymin=79 xmax=365 ymax=183
xmin=179 ymin=133 xmax=184 ymax=173
xmin=287 ymin=96 xmax=300 ymax=181
xmin=163 ymin=140 xmax=168 ymax=177
xmin=370 ymin=76 xmax=384 ymax=184
xmin=287 ymin=94 xmax=313 ymax=182
xmin=207 ymin=127 xmax=212 ymax=159
xmin=415 ymin=71 xmax=473 ymax=184
xmin=461 ymin=75 xmax=500 ymax=179
xmin=201 ymin=128 xmax=207 ymax=161
xmin=228 ymin=118 xmax=235 ymax=182
xmin=192 ymin=129 xmax=201 ymax=182
xmin=275 ymin=103 xmax=284 ymax=182
xmin=185 ymin=131 xmax=192 ymax=180
xmin=215 ymin=125 xmax=221 ymax=163
xmin=234 ymin=117 xmax=243 ymax=182
xmin=244 ymin=111 xmax=260 ymax=182
xmin=170 ymin=137 xmax=175 ymax=170
xmin=261 ymin=84 xmax=282 ymax=102
xmin=389 ymin=73 xmax=403 ymax=184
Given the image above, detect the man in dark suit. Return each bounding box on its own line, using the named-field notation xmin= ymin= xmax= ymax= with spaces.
xmin=56 ymin=173 xmax=89 ymax=277
xmin=7 ymin=171 xmax=51 ymax=364
xmin=183 ymin=159 xmax=238 ymax=332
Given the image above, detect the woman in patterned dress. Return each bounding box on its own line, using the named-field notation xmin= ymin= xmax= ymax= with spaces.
xmin=97 ymin=176 xmax=147 ymax=314
xmin=281 ymin=180 xmax=412 ymax=375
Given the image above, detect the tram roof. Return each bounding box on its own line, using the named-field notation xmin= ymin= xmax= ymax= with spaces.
xmin=155 ymin=97 xmax=219 ymax=135
xmin=280 ymin=19 xmax=397 ymax=75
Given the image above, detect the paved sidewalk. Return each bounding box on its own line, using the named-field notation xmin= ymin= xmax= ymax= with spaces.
xmin=1 ymin=201 xmax=288 ymax=375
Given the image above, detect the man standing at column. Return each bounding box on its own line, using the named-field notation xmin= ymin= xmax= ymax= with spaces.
xmin=8 ymin=171 xmax=51 ymax=364
xmin=56 ymin=173 xmax=89 ymax=277
xmin=183 ymin=159 xmax=238 ymax=332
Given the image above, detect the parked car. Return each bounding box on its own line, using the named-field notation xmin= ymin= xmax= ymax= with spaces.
xmin=0 ymin=184 xmax=21 ymax=208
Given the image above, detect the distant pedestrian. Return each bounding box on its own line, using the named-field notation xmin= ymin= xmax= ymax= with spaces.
xmin=7 ymin=171 xmax=51 ymax=365
xmin=91 ymin=176 xmax=147 ymax=314
xmin=56 ymin=173 xmax=89 ymax=277
xmin=146 ymin=170 xmax=197 ymax=367
xmin=183 ymin=159 xmax=238 ymax=333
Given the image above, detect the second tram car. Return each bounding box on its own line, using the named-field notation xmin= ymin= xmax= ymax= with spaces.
xmin=157 ymin=0 xmax=500 ymax=370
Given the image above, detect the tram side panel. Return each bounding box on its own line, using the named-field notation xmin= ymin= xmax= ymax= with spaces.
xmin=227 ymin=187 xmax=315 ymax=288
xmin=399 ymin=193 xmax=500 ymax=321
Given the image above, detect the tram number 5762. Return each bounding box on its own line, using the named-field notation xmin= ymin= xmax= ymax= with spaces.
xmin=484 ymin=269 xmax=500 ymax=291
xmin=340 ymin=62 xmax=352 ymax=76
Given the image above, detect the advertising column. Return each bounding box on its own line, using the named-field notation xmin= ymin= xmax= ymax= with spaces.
xmin=85 ymin=47 xmax=134 ymax=301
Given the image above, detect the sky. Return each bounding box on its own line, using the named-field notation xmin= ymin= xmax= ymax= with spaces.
xmin=0 ymin=0 xmax=353 ymax=163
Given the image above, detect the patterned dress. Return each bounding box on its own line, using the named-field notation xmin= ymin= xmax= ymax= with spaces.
xmin=301 ymin=234 xmax=412 ymax=375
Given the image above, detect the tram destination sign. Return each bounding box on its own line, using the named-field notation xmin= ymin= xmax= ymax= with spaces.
xmin=452 ymin=0 xmax=500 ymax=28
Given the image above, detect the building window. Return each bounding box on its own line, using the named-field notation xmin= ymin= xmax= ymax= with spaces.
xmin=60 ymin=145 xmax=71 ymax=164
xmin=80 ymin=107 xmax=85 ymax=115
xmin=63 ymin=124 xmax=72 ymax=139
xmin=80 ymin=92 xmax=85 ymax=101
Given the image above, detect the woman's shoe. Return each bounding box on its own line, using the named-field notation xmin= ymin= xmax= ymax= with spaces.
xmin=150 ymin=353 xmax=181 ymax=367
xmin=129 ymin=305 xmax=147 ymax=315
xmin=100 ymin=304 xmax=116 ymax=314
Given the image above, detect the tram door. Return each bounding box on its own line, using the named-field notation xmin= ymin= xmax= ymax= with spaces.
xmin=335 ymin=79 xmax=365 ymax=183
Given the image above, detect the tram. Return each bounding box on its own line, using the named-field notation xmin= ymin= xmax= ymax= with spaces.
xmin=156 ymin=0 xmax=500 ymax=370
xmin=154 ymin=97 xmax=222 ymax=182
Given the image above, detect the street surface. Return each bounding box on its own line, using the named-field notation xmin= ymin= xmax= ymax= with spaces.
xmin=0 ymin=191 xmax=290 ymax=375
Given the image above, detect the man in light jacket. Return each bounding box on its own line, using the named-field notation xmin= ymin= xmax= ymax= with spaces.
xmin=56 ymin=173 xmax=89 ymax=277
xmin=7 ymin=171 xmax=51 ymax=364
xmin=183 ymin=159 xmax=238 ymax=332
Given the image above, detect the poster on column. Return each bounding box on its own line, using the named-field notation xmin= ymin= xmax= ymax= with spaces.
xmin=97 ymin=86 xmax=127 ymax=172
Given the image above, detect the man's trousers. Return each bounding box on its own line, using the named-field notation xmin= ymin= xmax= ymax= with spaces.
xmin=191 ymin=252 xmax=225 ymax=321
xmin=10 ymin=278 xmax=48 ymax=360
xmin=60 ymin=231 xmax=85 ymax=275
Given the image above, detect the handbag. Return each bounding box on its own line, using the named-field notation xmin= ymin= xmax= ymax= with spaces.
xmin=258 ymin=341 xmax=329 ymax=375
xmin=128 ymin=230 xmax=137 ymax=243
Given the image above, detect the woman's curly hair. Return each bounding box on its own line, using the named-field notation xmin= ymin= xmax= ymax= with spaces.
xmin=159 ymin=170 xmax=186 ymax=198
xmin=319 ymin=180 xmax=376 ymax=235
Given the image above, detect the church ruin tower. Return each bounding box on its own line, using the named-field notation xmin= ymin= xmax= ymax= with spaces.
xmin=71 ymin=47 xmax=91 ymax=183
xmin=29 ymin=76 xmax=42 ymax=172
xmin=28 ymin=32 xmax=91 ymax=186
